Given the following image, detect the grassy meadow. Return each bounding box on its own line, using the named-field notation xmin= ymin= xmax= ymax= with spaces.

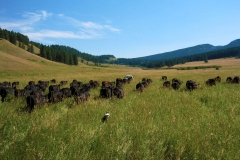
xmin=0 ymin=39 xmax=240 ymax=159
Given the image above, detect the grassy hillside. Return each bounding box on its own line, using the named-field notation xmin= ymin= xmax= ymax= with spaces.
xmin=0 ymin=40 xmax=240 ymax=159
xmin=0 ymin=39 xmax=63 ymax=70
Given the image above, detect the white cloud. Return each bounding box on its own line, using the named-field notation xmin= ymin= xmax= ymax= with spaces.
xmin=61 ymin=15 xmax=120 ymax=32
xmin=22 ymin=10 xmax=52 ymax=22
xmin=25 ymin=30 xmax=96 ymax=40
xmin=0 ymin=10 xmax=120 ymax=41
xmin=0 ymin=10 xmax=52 ymax=32
xmin=81 ymin=21 xmax=103 ymax=29
xmin=104 ymin=25 xmax=120 ymax=32
xmin=40 ymin=10 xmax=52 ymax=20
xmin=58 ymin=14 xmax=65 ymax=17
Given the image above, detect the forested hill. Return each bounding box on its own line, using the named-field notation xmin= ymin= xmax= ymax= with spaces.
xmin=0 ymin=28 xmax=116 ymax=65
xmin=137 ymin=39 xmax=240 ymax=61
xmin=50 ymin=45 xmax=115 ymax=64
xmin=110 ymin=45 xmax=240 ymax=68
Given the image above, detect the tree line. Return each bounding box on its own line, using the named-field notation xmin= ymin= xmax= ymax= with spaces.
xmin=0 ymin=27 xmax=34 ymax=53
xmin=39 ymin=45 xmax=78 ymax=65
xmin=50 ymin=45 xmax=115 ymax=65
xmin=0 ymin=28 xmax=29 ymax=45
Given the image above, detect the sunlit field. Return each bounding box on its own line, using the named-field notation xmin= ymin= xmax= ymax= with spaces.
xmin=0 ymin=40 xmax=240 ymax=159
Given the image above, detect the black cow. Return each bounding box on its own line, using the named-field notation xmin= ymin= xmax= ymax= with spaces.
xmin=172 ymin=82 xmax=181 ymax=90
xmin=136 ymin=82 xmax=144 ymax=92
xmin=172 ymin=78 xmax=182 ymax=85
xmin=226 ymin=77 xmax=232 ymax=83
xmin=100 ymin=87 xmax=112 ymax=98
xmin=206 ymin=78 xmax=216 ymax=86
xmin=186 ymin=80 xmax=199 ymax=91
xmin=113 ymin=87 xmax=124 ymax=98
xmin=116 ymin=78 xmax=123 ymax=88
xmin=214 ymin=76 xmax=221 ymax=83
xmin=49 ymin=84 xmax=60 ymax=92
xmin=26 ymin=94 xmax=46 ymax=112
xmin=89 ymin=80 xmax=100 ymax=88
xmin=139 ymin=78 xmax=152 ymax=89
xmin=70 ymin=85 xmax=79 ymax=95
xmin=70 ymin=80 xmax=83 ymax=95
xmin=143 ymin=78 xmax=152 ymax=87
xmin=232 ymin=76 xmax=240 ymax=83
xmin=163 ymin=81 xmax=171 ymax=88
xmin=74 ymin=87 xmax=90 ymax=104
xmin=171 ymin=78 xmax=182 ymax=90
xmin=162 ymin=76 xmax=167 ymax=81
xmin=61 ymin=88 xmax=72 ymax=98
xmin=48 ymin=90 xmax=63 ymax=103
xmin=0 ymin=87 xmax=15 ymax=102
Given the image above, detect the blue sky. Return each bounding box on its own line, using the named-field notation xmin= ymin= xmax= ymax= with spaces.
xmin=0 ymin=0 xmax=240 ymax=58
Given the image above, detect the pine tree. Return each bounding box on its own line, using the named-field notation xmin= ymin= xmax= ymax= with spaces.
xmin=73 ymin=54 xmax=78 ymax=65
xmin=30 ymin=44 xmax=34 ymax=53
xmin=27 ymin=44 xmax=34 ymax=53
xmin=46 ymin=48 xmax=52 ymax=60
xmin=40 ymin=45 xmax=47 ymax=58
xmin=0 ymin=28 xmax=3 ymax=38
xmin=9 ymin=31 xmax=17 ymax=45
xmin=69 ymin=55 xmax=74 ymax=65
xmin=3 ymin=29 xmax=9 ymax=40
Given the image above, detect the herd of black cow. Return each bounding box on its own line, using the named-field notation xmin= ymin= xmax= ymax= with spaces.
xmin=0 ymin=75 xmax=239 ymax=112
xmin=161 ymin=75 xmax=240 ymax=91
xmin=0 ymin=77 xmax=133 ymax=112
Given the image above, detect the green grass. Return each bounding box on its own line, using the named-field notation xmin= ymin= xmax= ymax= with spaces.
xmin=1 ymin=78 xmax=240 ymax=159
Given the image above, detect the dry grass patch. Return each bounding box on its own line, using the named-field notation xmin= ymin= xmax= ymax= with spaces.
xmin=173 ymin=57 xmax=240 ymax=68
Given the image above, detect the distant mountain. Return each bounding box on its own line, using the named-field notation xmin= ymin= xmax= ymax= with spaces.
xmin=137 ymin=39 xmax=240 ymax=61
xmin=225 ymin=39 xmax=240 ymax=48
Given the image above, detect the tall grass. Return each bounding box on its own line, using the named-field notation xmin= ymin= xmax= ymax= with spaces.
xmin=1 ymin=72 xmax=240 ymax=159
